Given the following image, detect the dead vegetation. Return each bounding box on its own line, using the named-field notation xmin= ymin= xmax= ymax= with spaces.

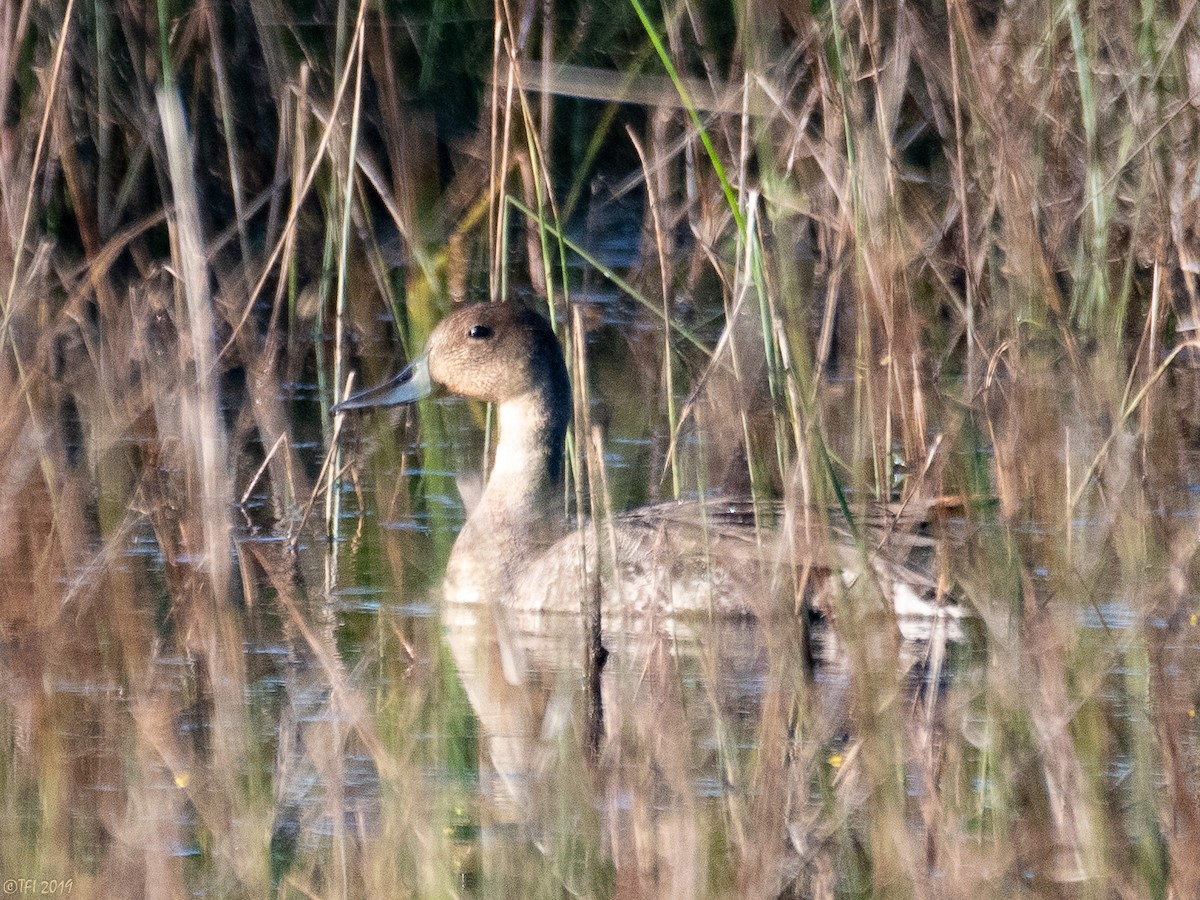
xmin=0 ymin=0 xmax=1198 ymax=896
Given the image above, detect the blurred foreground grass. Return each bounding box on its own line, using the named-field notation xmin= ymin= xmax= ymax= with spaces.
xmin=0 ymin=0 xmax=1199 ymax=896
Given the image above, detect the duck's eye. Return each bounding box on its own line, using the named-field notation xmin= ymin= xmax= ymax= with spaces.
xmin=467 ymin=324 xmax=493 ymax=340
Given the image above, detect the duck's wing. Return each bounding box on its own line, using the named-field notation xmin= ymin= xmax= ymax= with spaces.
xmin=505 ymin=495 xmax=965 ymax=640
xmin=616 ymin=495 xmax=955 ymax=560
xmin=614 ymin=495 xmax=963 ymax=621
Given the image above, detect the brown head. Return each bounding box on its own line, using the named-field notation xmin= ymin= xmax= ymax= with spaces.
xmin=424 ymin=303 xmax=569 ymax=407
xmin=335 ymin=302 xmax=572 ymax=480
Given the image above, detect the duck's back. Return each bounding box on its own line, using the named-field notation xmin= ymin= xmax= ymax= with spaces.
xmin=497 ymin=497 xmax=958 ymax=651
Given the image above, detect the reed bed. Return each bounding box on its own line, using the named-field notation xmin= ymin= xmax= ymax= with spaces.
xmin=0 ymin=0 xmax=1198 ymax=897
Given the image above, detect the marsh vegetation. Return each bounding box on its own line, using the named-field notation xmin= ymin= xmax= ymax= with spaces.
xmin=1 ymin=0 xmax=1200 ymax=896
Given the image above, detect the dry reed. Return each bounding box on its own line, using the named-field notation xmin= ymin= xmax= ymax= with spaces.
xmin=0 ymin=0 xmax=1197 ymax=897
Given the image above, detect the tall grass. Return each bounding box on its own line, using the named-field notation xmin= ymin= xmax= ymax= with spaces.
xmin=0 ymin=0 xmax=1198 ymax=897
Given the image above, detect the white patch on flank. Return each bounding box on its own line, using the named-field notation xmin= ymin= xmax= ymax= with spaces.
xmin=841 ymin=570 xmax=964 ymax=642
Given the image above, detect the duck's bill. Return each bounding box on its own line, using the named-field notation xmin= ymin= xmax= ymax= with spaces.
xmin=333 ymin=354 xmax=433 ymax=412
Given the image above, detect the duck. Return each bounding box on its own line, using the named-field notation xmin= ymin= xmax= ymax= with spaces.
xmin=335 ymin=301 xmax=962 ymax=650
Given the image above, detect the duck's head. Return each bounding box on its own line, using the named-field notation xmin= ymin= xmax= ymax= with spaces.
xmin=335 ymin=301 xmax=571 ymax=416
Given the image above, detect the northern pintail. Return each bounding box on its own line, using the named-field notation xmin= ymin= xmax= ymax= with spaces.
xmin=336 ymin=301 xmax=962 ymax=644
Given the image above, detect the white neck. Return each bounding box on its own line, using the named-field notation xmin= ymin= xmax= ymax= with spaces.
xmin=483 ymin=392 xmax=561 ymax=523
xmin=445 ymin=391 xmax=566 ymax=602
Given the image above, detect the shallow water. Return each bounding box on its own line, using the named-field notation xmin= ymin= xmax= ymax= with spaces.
xmin=4 ymin=273 xmax=1200 ymax=898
